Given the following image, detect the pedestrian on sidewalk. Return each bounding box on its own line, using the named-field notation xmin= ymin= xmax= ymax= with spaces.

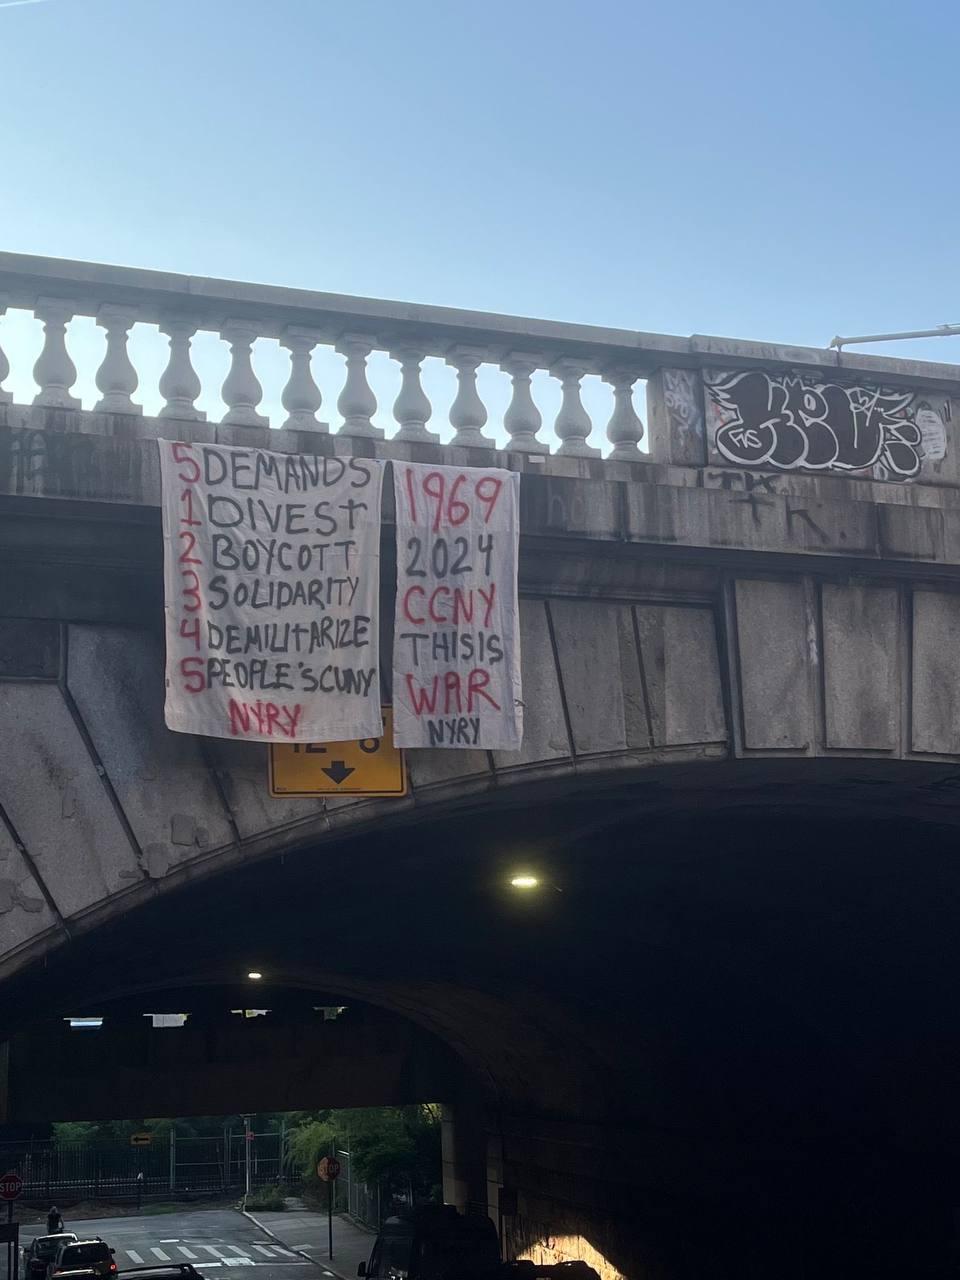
xmin=46 ymin=1207 xmax=63 ymax=1234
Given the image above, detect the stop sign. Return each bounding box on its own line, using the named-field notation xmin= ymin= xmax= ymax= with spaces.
xmin=0 ymin=1172 xmax=22 ymax=1201
xmin=316 ymin=1156 xmax=340 ymax=1182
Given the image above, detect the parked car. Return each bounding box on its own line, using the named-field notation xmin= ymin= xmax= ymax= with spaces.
xmin=48 ymin=1240 xmax=116 ymax=1280
xmin=21 ymin=1235 xmax=78 ymax=1280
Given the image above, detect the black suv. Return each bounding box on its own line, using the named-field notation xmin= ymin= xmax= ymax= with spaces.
xmin=48 ymin=1240 xmax=116 ymax=1280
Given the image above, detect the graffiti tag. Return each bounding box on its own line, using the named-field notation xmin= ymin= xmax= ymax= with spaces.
xmin=706 ymin=370 xmax=934 ymax=481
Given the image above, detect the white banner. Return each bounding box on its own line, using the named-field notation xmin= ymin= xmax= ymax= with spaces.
xmin=159 ymin=440 xmax=384 ymax=743
xmin=392 ymin=462 xmax=522 ymax=749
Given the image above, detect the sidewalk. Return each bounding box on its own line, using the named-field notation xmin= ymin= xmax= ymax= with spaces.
xmin=242 ymin=1197 xmax=375 ymax=1280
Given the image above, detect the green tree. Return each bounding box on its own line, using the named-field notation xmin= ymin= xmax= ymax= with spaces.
xmin=51 ymin=1122 xmax=99 ymax=1145
xmin=286 ymin=1106 xmax=441 ymax=1203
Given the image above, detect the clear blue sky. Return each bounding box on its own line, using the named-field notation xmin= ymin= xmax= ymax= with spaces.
xmin=2 ymin=0 xmax=959 ymax=429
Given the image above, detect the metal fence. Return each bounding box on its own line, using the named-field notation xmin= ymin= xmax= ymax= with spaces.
xmin=0 ymin=1131 xmax=285 ymax=1202
xmin=334 ymin=1148 xmax=415 ymax=1232
xmin=335 ymin=1149 xmax=380 ymax=1229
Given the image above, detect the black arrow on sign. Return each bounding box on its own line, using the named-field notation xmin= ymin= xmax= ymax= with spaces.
xmin=322 ymin=760 xmax=355 ymax=785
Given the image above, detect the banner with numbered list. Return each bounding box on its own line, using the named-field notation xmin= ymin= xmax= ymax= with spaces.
xmin=159 ymin=440 xmax=384 ymax=743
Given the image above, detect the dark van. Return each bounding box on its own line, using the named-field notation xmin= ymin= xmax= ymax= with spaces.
xmin=359 ymin=1207 xmax=500 ymax=1280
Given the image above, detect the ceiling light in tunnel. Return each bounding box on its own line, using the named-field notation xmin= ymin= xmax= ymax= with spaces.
xmin=510 ymin=874 xmax=540 ymax=889
xmin=247 ymin=970 xmax=263 ymax=980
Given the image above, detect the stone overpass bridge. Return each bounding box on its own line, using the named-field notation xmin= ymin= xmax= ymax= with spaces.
xmin=3 ymin=254 xmax=960 ymax=1277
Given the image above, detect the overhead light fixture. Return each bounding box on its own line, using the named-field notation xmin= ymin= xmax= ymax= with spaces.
xmin=509 ymin=875 xmax=539 ymax=889
xmin=247 ymin=970 xmax=263 ymax=981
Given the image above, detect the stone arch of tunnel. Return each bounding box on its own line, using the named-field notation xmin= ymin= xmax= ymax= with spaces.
xmin=7 ymin=757 xmax=960 ymax=1278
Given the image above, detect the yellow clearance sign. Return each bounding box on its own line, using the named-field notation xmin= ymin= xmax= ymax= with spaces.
xmin=269 ymin=707 xmax=407 ymax=798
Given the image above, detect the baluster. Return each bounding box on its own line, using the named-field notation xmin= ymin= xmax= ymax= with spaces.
xmin=159 ymin=317 xmax=205 ymax=420
xmin=391 ymin=345 xmax=436 ymax=442
xmin=32 ymin=298 xmax=80 ymax=409
xmin=220 ymin=321 xmax=268 ymax=427
xmin=280 ymin=327 xmax=325 ymax=431
xmin=446 ymin=345 xmax=493 ymax=447
xmin=603 ymin=369 xmax=644 ymax=458
xmin=336 ymin=334 xmax=381 ymax=437
xmin=0 ymin=297 xmax=12 ymax=404
xmin=94 ymin=304 xmax=141 ymax=414
xmin=501 ymin=352 xmax=546 ymax=453
xmin=551 ymin=358 xmax=598 ymax=456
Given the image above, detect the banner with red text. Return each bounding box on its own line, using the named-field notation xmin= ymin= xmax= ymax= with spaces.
xmin=159 ymin=440 xmax=384 ymax=743
xmin=392 ymin=462 xmax=522 ymax=750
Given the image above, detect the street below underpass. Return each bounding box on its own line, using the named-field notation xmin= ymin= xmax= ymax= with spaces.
xmin=18 ymin=1207 xmax=372 ymax=1280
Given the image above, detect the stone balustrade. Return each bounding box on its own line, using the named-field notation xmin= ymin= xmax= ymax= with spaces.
xmin=2 ymin=252 xmax=960 ymax=473
xmin=0 ymin=254 xmax=652 ymax=458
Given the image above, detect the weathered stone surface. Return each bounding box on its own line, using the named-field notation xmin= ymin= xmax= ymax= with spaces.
xmin=549 ymin=601 xmax=647 ymax=755
xmin=0 ymin=620 xmax=59 ymax=679
xmin=0 ymin=821 xmax=56 ymax=955
xmin=634 ymin=606 xmax=725 ymax=746
xmin=822 ymin=584 xmax=899 ymax=750
xmin=494 ymin=600 xmax=570 ymax=770
xmin=207 ymin=736 xmax=326 ymax=840
xmin=627 ymin=483 xmax=712 ymax=546
xmin=519 ymin=475 xmax=623 ymax=539
xmin=735 ymin=579 xmax=813 ymax=751
xmin=66 ymin=626 xmax=235 ymax=872
xmin=405 ymin=747 xmax=491 ymax=790
xmin=878 ymin=504 xmax=944 ymax=561
xmin=0 ymin=683 xmax=143 ymax=915
xmin=645 ymin=368 xmax=706 ymax=467
xmin=911 ymin=591 xmax=960 ymax=755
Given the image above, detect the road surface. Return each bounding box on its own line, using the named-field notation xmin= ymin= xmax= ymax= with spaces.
xmin=19 ymin=1209 xmax=340 ymax=1280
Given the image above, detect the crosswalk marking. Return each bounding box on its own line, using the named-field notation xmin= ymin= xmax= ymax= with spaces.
xmin=90 ymin=1241 xmax=310 ymax=1269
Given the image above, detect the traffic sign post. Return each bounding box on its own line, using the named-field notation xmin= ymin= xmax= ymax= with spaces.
xmin=316 ymin=1155 xmax=341 ymax=1260
xmin=0 ymin=1173 xmax=22 ymax=1280
xmin=269 ymin=708 xmax=406 ymax=797
xmin=0 ymin=1223 xmax=18 ymax=1280
xmin=0 ymin=1174 xmax=21 ymax=1201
